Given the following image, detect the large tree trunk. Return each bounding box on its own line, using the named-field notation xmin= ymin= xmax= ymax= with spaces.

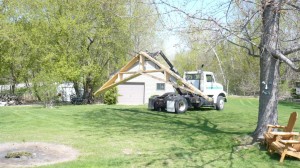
xmin=253 ymin=51 xmax=280 ymax=140
xmin=252 ymin=0 xmax=282 ymax=141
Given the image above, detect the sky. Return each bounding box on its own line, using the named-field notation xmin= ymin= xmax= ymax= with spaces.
xmin=156 ymin=0 xmax=228 ymax=59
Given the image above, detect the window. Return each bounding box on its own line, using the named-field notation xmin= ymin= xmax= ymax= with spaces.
xmin=185 ymin=74 xmax=200 ymax=80
xmin=206 ymin=75 xmax=214 ymax=82
xmin=156 ymin=83 xmax=165 ymax=91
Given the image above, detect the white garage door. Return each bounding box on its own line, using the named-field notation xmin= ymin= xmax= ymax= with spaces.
xmin=117 ymin=83 xmax=145 ymax=105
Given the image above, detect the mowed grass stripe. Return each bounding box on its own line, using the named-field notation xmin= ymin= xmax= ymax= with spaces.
xmin=0 ymin=97 xmax=300 ymax=167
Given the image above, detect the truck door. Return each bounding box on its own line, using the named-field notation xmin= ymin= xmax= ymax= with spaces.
xmin=205 ymin=74 xmax=215 ymax=94
xmin=185 ymin=74 xmax=201 ymax=90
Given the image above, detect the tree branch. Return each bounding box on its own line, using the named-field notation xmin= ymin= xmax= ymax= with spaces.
xmin=286 ymin=2 xmax=300 ymax=12
xmin=282 ymin=44 xmax=300 ymax=55
xmin=226 ymin=38 xmax=260 ymax=57
xmin=156 ymin=0 xmax=260 ymax=49
xmin=291 ymin=58 xmax=300 ymax=62
xmin=272 ymin=50 xmax=300 ymax=71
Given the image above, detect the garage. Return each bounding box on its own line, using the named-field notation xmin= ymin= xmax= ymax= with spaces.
xmin=117 ymin=82 xmax=145 ymax=105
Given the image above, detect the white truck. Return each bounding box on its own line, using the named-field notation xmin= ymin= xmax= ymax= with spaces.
xmin=149 ymin=69 xmax=227 ymax=113
xmin=94 ymin=51 xmax=227 ymax=113
xmin=184 ymin=70 xmax=226 ymax=109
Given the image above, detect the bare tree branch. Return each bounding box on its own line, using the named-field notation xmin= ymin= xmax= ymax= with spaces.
xmin=286 ymin=2 xmax=300 ymax=11
xmin=227 ymin=38 xmax=260 ymax=57
xmin=291 ymin=58 xmax=300 ymax=62
xmin=156 ymin=0 xmax=260 ymax=49
xmin=272 ymin=49 xmax=300 ymax=71
xmin=282 ymin=44 xmax=300 ymax=55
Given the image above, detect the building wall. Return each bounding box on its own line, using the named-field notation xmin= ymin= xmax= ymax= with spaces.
xmin=57 ymin=82 xmax=83 ymax=102
xmin=117 ymin=61 xmax=175 ymax=104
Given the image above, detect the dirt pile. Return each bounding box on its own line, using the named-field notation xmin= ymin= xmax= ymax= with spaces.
xmin=0 ymin=142 xmax=79 ymax=167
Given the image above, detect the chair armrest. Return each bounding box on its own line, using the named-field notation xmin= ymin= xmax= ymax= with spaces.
xmin=266 ymin=125 xmax=286 ymax=133
xmin=270 ymin=132 xmax=299 ymax=136
xmin=270 ymin=132 xmax=299 ymax=140
xmin=280 ymin=140 xmax=300 ymax=144
xmin=267 ymin=124 xmax=286 ymax=129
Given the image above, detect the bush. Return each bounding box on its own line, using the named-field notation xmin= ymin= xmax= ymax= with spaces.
xmin=104 ymin=87 xmax=118 ymax=105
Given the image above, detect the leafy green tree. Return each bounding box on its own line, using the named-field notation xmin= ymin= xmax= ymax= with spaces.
xmin=0 ymin=0 xmax=148 ymax=105
xmin=128 ymin=0 xmax=161 ymax=52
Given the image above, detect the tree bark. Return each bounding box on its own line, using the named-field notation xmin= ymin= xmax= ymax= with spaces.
xmin=253 ymin=51 xmax=280 ymax=140
xmin=33 ymin=84 xmax=42 ymax=101
xmin=83 ymin=74 xmax=93 ymax=104
xmin=73 ymin=81 xmax=80 ymax=97
xmin=252 ymin=0 xmax=282 ymax=141
xmin=9 ymin=63 xmax=16 ymax=95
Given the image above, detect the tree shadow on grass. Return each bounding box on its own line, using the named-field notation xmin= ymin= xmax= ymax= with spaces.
xmin=279 ymin=101 xmax=300 ymax=110
xmin=78 ymin=106 xmax=246 ymax=135
xmin=264 ymin=150 xmax=300 ymax=168
xmin=74 ymin=106 xmax=264 ymax=167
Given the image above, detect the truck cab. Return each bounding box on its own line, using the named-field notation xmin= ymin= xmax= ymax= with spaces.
xmin=184 ymin=70 xmax=227 ymax=107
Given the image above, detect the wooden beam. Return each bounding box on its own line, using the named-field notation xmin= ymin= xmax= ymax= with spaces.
xmin=119 ymin=71 xmax=138 ymax=74
xmin=94 ymin=73 xmax=141 ymax=95
xmin=139 ymin=52 xmax=212 ymax=101
xmin=118 ymin=69 xmax=164 ymax=76
xmin=94 ymin=54 xmax=140 ymax=96
xmin=94 ymin=51 xmax=212 ymax=102
xmin=97 ymin=74 xmax=118 ymax=91
xmin=142 ymin=73 xmax=195 ymax=94
xmin=140 ymin=55 xmax=145 ymax=71
xmin=118 ymin=73 xmax=123 ymax=81
xmin=143 ymin=69 xmax=164 ymax=73
xmin=165 ymin=71 xmax=170 ymax=82
xmin=119 ymin=55 xmax=140 ymax=72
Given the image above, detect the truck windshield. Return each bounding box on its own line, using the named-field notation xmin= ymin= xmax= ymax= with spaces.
xmin=185 ymin=74 xmax=200 ymax=80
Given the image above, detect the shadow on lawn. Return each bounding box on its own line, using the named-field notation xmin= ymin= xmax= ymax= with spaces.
xmin=79 ymin=106 xmax=246 ymax=136
xmin=279 ymin=100 xmax=300 ymax=110
xmin=75 ymin=106 xmax=258 ymax=167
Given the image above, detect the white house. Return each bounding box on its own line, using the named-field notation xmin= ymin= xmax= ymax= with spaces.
xmin=0 ymin=82 xmax=82 ymax=102
xmin=57 ymin=82 xmax=83 ymax=102
xmin=117 ymin=61 xmax=175 ymax=105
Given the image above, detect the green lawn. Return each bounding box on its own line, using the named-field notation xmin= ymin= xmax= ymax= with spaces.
xmin=1 ymin=97 xmax=300 ymax=167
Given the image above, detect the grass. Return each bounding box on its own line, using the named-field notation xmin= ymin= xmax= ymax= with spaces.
xmin=0 ymin=96 xmax=300 ymax=167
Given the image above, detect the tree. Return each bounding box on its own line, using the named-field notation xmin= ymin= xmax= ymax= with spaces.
xmin=0 ymin=0 xmax=160 ymax=105
xmin=155 ymin=0 xmax=300 ymax=141
xmin=128 ymin=0 xmax=161 ymax=52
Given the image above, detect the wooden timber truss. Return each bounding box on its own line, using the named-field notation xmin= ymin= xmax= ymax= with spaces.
xmin=94 ymin=51 xmax=212 ymax=102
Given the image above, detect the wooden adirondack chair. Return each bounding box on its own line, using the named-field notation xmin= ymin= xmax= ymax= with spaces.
xmin=263 ymin=112 xmax=298 ymax=150
xmin=270 ymin=135 xmax=300 ymax=162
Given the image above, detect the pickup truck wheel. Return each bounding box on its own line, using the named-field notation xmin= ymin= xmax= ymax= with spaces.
xmin=216 ymin=96 xmax=224 ymax=110
xmin=175 ymin=97 xmax=188 ymax=113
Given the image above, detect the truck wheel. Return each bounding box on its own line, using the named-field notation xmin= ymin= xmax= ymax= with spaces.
xmin=175 ymin=97 xmax=188 ymax=113
xmin=216 ymin=96 xmax=224 ymax=110
xmin=148 ymin=95 xmax=160 ymax=111
xmin=153 ymin=101 xmax=161 ymax=111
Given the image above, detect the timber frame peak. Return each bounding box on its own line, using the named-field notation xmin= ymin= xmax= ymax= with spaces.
xmin=94 ymin=51 xmax=212 ymax=102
